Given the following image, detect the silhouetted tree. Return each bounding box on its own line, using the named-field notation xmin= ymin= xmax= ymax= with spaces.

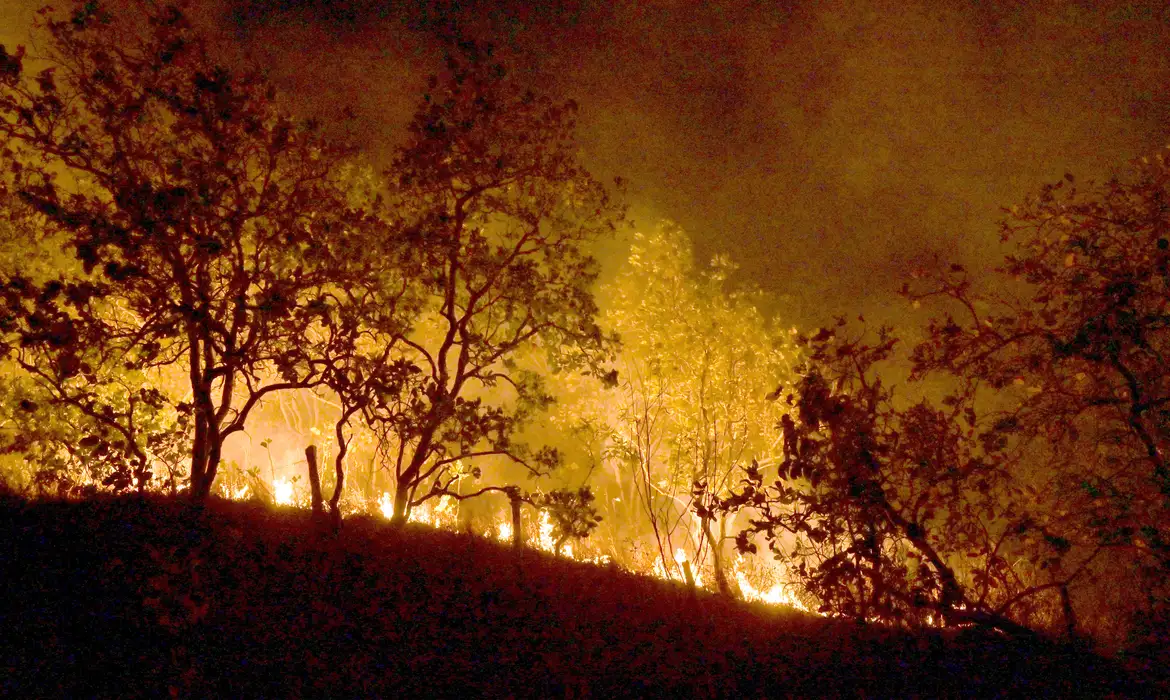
xmin=713 ymin=151 xmax=1170 ymax=651
xmin=0 ymin=1 xmax=361 ymax=498
xmin=328 ymin=44 xmax=624 ymax=524
xmin=705 ymin=323 xmax=1078 ymax=635
xmin=906 ymin=152 xmax=1170 ymax=651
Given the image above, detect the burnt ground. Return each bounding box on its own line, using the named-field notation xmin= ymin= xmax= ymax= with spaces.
xmin=0 ymin=493 xmax=1161 ymax=698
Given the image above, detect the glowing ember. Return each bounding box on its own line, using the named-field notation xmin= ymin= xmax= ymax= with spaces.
xmin=273 ymin=477 xmax=294 ymax=506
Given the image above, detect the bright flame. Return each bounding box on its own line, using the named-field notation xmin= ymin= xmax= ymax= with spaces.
xmin=733 ymin=557 xmax=810 ymax=612
xmin=273 ymin=478 xmax=294 ymax=506
xmin=222 ymin=477 xmax=814 ymax=613
xmin=649 ymin=547 xmax=703 ymax=587
xmin=538 ymin=511 xmax=556 ymax=551
xmin=408 ymin=495 xmax=458 ymax=528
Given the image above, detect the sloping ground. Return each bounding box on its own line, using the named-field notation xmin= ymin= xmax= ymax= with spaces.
xmin=0 ymin=494 xmax=1156 ymax=698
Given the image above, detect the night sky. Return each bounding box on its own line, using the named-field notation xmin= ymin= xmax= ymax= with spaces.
xmin=4 ymin=0 xmax=1168 ymax=327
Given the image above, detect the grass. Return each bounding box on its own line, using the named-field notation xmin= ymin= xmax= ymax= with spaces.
xmin=0 ymin=492 xmax=1157 ymax=697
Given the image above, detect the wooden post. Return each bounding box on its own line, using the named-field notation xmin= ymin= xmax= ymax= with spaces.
xmin=306 ymin=445 xmax=324 ymax=516
xmin=509 ymin=493 xmax=525 ymax=549
xmin=681 ymin=558 xmax=696 ymax=589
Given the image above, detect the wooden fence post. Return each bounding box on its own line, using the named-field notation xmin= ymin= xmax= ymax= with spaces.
xmin=305 ymin=445 xmax=324 ymax=517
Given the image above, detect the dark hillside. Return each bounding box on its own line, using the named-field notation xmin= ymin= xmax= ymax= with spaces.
xmin=0 ymin=494 xmax=1153 ymax=697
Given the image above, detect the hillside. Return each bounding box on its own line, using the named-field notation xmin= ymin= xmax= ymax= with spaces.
xmin=0 ymin=494 xmax=1155 ymax=698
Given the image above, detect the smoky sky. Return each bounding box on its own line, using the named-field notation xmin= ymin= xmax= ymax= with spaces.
xmin=4 ymin=0 xmax=1169 ymax=328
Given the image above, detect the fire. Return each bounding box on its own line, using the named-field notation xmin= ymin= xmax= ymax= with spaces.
xmin=220 ymin=477 xmax=811 ymax=613
xmin=538 ymin=511 xmax=556 ymax=551
xmin=408 ymin=495 xmax=458 ymax=527
xmin=378 ymin=492 xmax=394 ymax=520
xmin=273 ymin=477 xmax=294 ymax=506
xmin=533 ymin=510 xmax=574 ymax=557
xmin=732 ymin=557 xmax=810 ymax=613
xmin=650 ymin=547 xmax=703 ymax=587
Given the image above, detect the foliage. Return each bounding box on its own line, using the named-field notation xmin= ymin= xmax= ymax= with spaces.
xmin=0 ymin=367 xmax=190 ymax=494
xmin=702 ymin=325 xmax=1043 ymax=632
xmin=0 ymin=0 xmax=362 ymax=498
xmin=330 ymin=42 xmax=625 ymax=523
xmin=588 ymin=224 xmax=797 ymax=591
xmin=530 ymin=485 xmax=603 ymax=554
xmin=710 ymin=151 xmax=1170 ymax=654
xmin=905 ymin=152 xmax=1170 ymax=651
xmin=706 ymin=323 xmax=1090 ymax=635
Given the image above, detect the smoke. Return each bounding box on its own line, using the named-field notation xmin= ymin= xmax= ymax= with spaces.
xmin=5 ymin=0 xmax=1165 ymax=327
xmin=214 ymin=0 xmax=1170 ymax=328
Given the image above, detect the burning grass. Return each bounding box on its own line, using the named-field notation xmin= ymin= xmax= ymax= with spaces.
xmin=0 ymin=492 xmax=1155 ymax=697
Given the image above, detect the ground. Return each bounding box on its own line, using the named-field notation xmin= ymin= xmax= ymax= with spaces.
xmin=0 ymin=493 xmax=1156 ymax=697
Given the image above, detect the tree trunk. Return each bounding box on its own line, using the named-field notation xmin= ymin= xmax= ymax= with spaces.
xmin=203 ymin=432 xmax=224 ymax=498
xmin=189 ymin=412 xmax=210 ymax=499
xmin=329 ymin=424 xmax=348 ymax=516
xmin=702 ymin=516 xmax=739 ymax=598
xmin=188 ymin=412 xmax=224 ymax=501
xmin=306 ymin=445 xmax=324 ymax=516
xmin=390 ymin=485 xmax=410 ymax=526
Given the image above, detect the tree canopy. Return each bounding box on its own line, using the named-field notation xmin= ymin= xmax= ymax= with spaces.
xmin=0 ymin=2 xmax=623 ymax=520
xmin=0 ymin=1 xmax=365 ymax=497
xmin=324 ymin=44 xmax=625 ymax=525
xmin=708 ymin=152 xmax=1170 ymax=655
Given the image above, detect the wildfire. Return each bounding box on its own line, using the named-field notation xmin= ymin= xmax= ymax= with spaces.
xmin=221 ymin=479 xmax=809 ymax=614
xmin=408 ymin=495 xmax=458 ymax=528
xmin=650 ymin=547 xmax=704 ymax=588
xmin=732 ymin=557 xmax=810 ymax=613
xmin=273 ymin=477 xmax=294 ymax=506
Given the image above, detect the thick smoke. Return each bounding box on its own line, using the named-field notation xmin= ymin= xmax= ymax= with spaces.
xmin=7 ymin=0 xmax=1164 ymax=325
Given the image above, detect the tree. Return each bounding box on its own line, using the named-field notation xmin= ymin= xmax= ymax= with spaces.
xmin=707 ymin=323 xmax=1088 ymax=635
xmin=595 ymin=224 xmax=796 ymax=594
xmin=905 ymin=152 xmax=1170 ymax=650
xmin=0 ymin=166 xmax=190 ymax=494
xmin=329 ymin=43 xmax=624 ymax=525
xmin=712 ymin=151 xmax=1170 ymax=650
xmin=0 ymin=1 xmax=361 ymax=498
